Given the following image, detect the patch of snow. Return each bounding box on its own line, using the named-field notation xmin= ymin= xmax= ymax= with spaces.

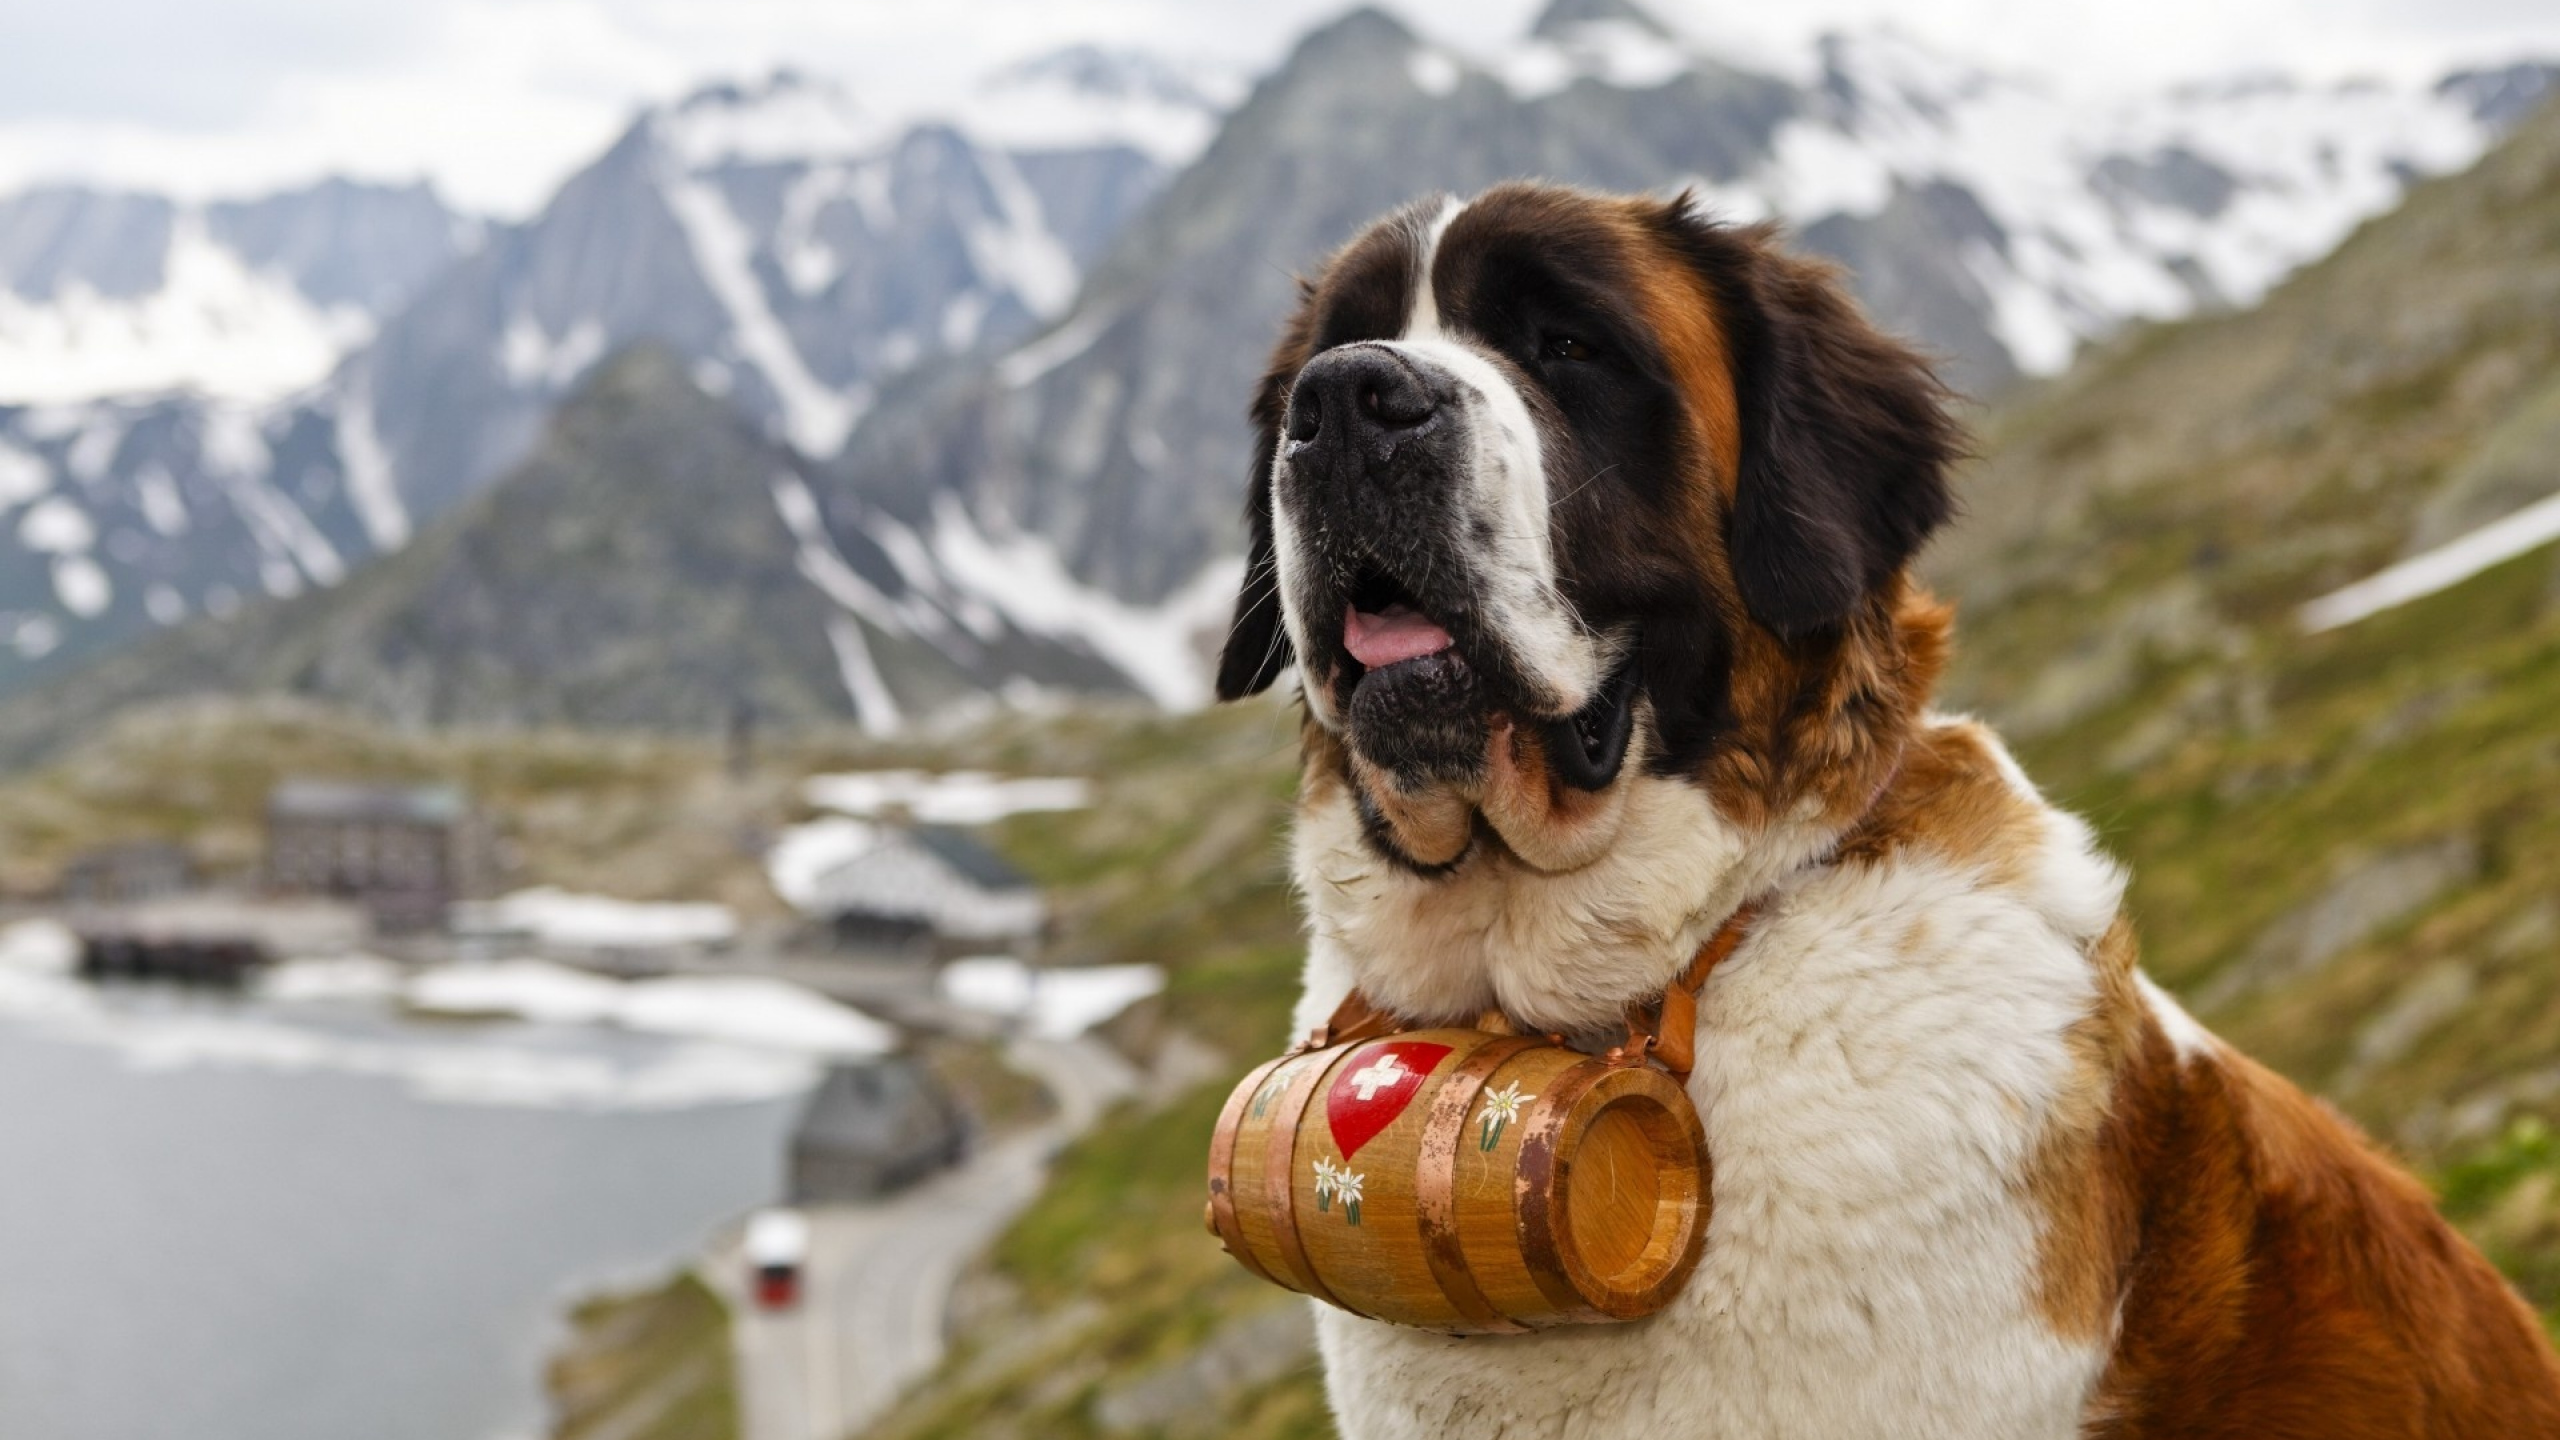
xmin=938 ymin=956 xmax=1165 ymax=1040
xmin=0 ymin=437 xmax=49 ymax=509
xmin=655 ymin=72 xmax=894 ymax=170
xmin=768 ymin=473 xmax=905 ymax=632
xmin=1729 ymin=28 xmax=2500 ymax=373
xmin=929 ymin=495 xmax=1243 ymax=708
xmin=451 ymin=887 xmax=740 ymax=950
xmin=958 ymin=46 xmax=1237 ymax=168
xmin=801 ymin=769 xmax=1092 ymax=825
xmin=849 ymin=161 xmax=896 ymax=231
xmin=259 ymin=953 xmax=407 ymax=1004
xmin=0 ymin=919 xmax=78 ymax=975
xmin=655 ymin=158 xmax=858 ymax=456
xmin=1409 ymin=49 xmax=1464 ymax=97
xmin=410 ymin=957 xmax=624 ymax=1023
xmin=499 ymin=314 xmax=607 ymax=390
xmin=334 ymin=374 xmax=409 ymax=550
xmin=822 ymin=614 xmax=904 ymax=737
xmin=0 ymin=210 xmax=371 ymax=404
xmin=198 ymin=404 xmax=270 ymax=478
xmin=201 ymin=412 xmax=346 ymax=587
xmin=134 ymin=462 xmax=191 ymax=537
xmin=1494 ymin=42 xmax=1578 ymax=101
xmin=995 ymin=307 xmax=1117 ymax=389
xmin=16 ymin=495 xmax=92 ymax=552
xmin=618 ymin=975 xmax=898 ymax=1056
xmin=0 ymin=974 xmax=822 ymax=1109
xmin=10 ymin=614 xmax=61 ymax=657
xmin=1556 ymin=19 xmax=1691 ymax=90
xmin=52 ymin=554 xmax=110 ymax=617
xmin=765 ymin=816 xmax=881 ymax=911
xmin=775 ymin=165 xmax=856 ymax=295
xmin=64 ymin=415 xmax=123 ymax=481
xmin=965 ymin=149 xmax=1080 ymax=319
xmin=407 ymin=957 xmax=894 ymax=1058
xmin=2301 ymin=490 xmax=2560 ymax=633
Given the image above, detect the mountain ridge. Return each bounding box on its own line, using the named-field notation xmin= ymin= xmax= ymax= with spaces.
xmin=0 ymin=10 xmax=2551 ymax=733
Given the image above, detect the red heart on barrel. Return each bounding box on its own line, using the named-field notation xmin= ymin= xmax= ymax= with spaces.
xmin=1325 ymin=1041 xmax=1450 ymax=1160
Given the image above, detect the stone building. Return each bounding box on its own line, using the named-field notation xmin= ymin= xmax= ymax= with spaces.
xmin=265 ymin=780 xmax=493 ymax=931
xmin=788 ymin=1057 xmax=970 ymax=1203
xmin=58 ymin=840 xmax=195 ymax=905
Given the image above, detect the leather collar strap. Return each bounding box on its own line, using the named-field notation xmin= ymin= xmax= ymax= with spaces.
xmin=1294 ymin=902 xmax=1762 ymax=1081
xmin=1626 ymin=902 xmax=1758 ymax=1081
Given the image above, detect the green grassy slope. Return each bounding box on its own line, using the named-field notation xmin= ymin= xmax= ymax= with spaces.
xmin=548 ymin=1272 xmax=740 ymax=1440
xmin=1924 ymin=98 xmax=2560 ymax=1256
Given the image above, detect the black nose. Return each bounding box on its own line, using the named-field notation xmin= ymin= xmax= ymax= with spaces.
xmin=1285 ymin=346 xmax=1438 ymax=454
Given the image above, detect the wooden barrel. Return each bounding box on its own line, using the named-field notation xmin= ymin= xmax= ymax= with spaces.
xmin=1205 ymin=1028 xmax=1709 ymax=1334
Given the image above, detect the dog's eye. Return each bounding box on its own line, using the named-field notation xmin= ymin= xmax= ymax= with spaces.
xmin=1541 ymin=333 xmax=1592 ymax=364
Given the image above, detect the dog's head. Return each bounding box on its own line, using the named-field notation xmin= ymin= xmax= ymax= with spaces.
xmin=1218 ymin=184 xmax=1959 ymax=1026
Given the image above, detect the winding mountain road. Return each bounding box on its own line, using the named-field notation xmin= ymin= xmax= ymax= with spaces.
xmin=720 ymin=1034 xmax=1139 ymax=1440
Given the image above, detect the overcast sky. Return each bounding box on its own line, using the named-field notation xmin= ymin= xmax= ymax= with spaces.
xmin=0 ymin=0 xmax=2555 ymax=217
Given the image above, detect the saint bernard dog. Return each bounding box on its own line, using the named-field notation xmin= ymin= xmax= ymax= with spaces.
xmin=1212 ymin=182 xmax=2560 ymax=1438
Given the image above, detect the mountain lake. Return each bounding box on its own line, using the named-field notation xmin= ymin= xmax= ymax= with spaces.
xmin=0 ymin=970 xmax=810 ymax=1440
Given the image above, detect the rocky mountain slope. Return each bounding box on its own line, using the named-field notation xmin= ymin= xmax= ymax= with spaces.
xmin=822 ymin=1 xmax=2551 ymax=613
xmin=0 ymin=348 xmax=1154 ymax=758
xmin=0 ymin=58 xmax=1213 ymax=704
xmin=1923 ymin=87 xmax=2560 ymax=1166
xmin=0 ymin=176 xmax=475 ymax=405
xmin=0 ymin=0 xmax=2548 ymax=732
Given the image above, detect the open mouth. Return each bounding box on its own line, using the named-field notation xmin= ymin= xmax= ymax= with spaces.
xmin=1538 ymin=650 xmax=1635 ymax=790
xmin=1341 ymin=567 xmax=1455 ymax=672
xmin=1336 ymin=561 xmax=1636 ymax=795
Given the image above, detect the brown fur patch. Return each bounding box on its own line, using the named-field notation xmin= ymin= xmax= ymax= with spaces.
xmin=1477 ymin=716 xmax=1639 ymax=871
xmin=1836 ymin=704 xmax=2042 ymax=884
xmin=2072 ymin=1029 xmax=2560 ymax=1436
xmin=1347 ymin=748 xmax=1476 ymax=868
xmin=1618 ymin=200 xmax=1744 ymax=487
xmin=2028 ymin=918 xmax=2150 ymax=1342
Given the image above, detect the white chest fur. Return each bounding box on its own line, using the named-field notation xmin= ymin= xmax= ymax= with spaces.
xmin=1304 ymin=784 xmax=2128 ymax=1440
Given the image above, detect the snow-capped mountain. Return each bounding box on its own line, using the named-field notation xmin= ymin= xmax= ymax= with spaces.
xmin=0 ymin=179 xmax=474 ymax=406
xmin=817 ymin=1 xmax=2556 ymax=667
xmin=0 ymin=2 xmax=2552 ymax=746
xmin=0 ymin=57 xmax=1221 ymax=709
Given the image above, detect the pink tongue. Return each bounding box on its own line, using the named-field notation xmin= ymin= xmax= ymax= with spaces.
xmin=1344 ymin=603 xmax=1454 ymax=668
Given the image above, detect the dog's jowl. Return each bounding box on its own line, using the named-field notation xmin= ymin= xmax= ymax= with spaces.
xmin=1213 ymin=183 xmax=2560 ymax=1440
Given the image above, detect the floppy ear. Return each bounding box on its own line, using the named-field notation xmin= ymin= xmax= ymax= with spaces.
xmin=1691 ymin=219 xmax=1959 ymax=640
xmin=1214 ymin=290 xmax=1317 ymax=701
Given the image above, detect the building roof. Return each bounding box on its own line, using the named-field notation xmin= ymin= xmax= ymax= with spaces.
xmin=65 ymin=839 xmax=192 ymax=866
xmin=906 ymin=826 xmax=1031 ymax=892
xmin=792 ymin=1058 xmax=960 ymax=1155
xmin=269 ymin=780 xmax=469 ymax=824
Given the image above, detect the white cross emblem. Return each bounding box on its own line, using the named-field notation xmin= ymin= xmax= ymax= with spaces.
xmin=1348 ymin=1052 xmax=1409 ymax=1102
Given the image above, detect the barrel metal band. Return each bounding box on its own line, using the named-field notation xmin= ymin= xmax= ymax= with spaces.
xmin=1413 ymin=1036 xmax=1541 ymax=1334
xmin=1512 ymin=1061 xmax=1623 ymax=1322
xmin=1208 ymin=1052 xmax=1290 ymax=1287
xmin=1261 ymin=1046 xmax=1361 ymax=1315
